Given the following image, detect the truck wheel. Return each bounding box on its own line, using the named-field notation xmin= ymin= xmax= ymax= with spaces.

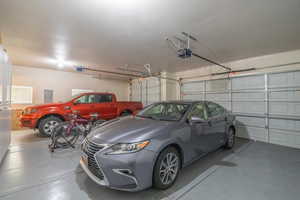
xmin=120 ymin=110 xmax=132 ymax=117
xmin=39 ymin=116 xmax=62 ymax=137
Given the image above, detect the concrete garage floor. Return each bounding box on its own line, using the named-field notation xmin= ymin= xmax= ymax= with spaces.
xmin=0 ymin=130 xmax=300 ymax=200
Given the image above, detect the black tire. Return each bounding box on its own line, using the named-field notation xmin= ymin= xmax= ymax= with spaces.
xmin=38 ymin=116 xmax=62 ymax=137
xmin=120 ymin=110 xmax=132 ymax=117
xmin=225 ymin=127 xmax=235 ymax=149
xmin=153 ymin=147 xmax=181 ymax=190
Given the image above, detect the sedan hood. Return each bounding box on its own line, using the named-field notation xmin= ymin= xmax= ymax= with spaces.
xmin=87 ymin=116 xmax=174 ymax=144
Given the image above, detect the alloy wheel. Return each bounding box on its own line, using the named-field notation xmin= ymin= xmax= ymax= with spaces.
xmin=159 ymin=152 xmax=179 ymax=185
xmin=43 ymin=120 xmax=59 ymax=135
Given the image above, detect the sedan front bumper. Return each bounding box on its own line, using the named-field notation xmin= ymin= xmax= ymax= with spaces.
xmin=80 ymin=140 xmax=157 ymax=192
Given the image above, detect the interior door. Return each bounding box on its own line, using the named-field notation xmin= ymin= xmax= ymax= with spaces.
xmin=0 ymin=46 xmax=11 ymax=163
xmin=205 ymin=102 xmax=227 ymax=150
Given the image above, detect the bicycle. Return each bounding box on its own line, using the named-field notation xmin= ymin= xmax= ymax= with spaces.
xmin=48 ymin=111 xmax=105 ymax=152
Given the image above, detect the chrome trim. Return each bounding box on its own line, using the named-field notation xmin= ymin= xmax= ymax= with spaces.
xmin=112 ymin=169 xmax=139 ymax=187
xmin=80 ymin=158 xmax=108 ymax=186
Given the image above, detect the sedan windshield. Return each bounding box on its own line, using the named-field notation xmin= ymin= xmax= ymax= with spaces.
xmin=137 ymin=103 xmax=190 ymax=121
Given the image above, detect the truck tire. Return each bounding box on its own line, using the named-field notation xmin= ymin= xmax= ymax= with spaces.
xmin=39 ymin=116 xmax=62 ymax=137
xmin=120 ymin=110 xmax=132 ymax=117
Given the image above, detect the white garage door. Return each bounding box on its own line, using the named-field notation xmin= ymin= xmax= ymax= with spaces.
xmin=130 ymin=77 xmax=161 ymax=106
xmin=181 ymin=70 xmax=300 ymax=149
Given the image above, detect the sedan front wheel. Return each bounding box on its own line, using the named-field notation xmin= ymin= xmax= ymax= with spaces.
xmin=153 ymin=147 xmax=180 ymax=190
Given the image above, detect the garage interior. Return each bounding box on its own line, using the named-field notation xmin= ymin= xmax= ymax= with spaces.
xmin=1 ymin=0 xmax=300 ymax=199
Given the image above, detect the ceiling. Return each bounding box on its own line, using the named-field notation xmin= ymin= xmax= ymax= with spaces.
xmin=0 ymin=0 xmax=300 ymax=75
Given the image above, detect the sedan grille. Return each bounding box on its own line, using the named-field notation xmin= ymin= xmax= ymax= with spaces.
xmin=82 ymin=139 xmax=106 ymax=180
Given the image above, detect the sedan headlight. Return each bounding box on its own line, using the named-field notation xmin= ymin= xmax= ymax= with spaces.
xmin=106 ymin=140 xmax=150 ymax=155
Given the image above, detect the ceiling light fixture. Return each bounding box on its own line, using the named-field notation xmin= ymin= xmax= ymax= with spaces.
xmin=56 ymin=58 xmax=65 ymax=68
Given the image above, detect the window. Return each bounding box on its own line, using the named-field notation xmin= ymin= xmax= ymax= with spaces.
xmin=11 ymin=86 xmax=33 ymax=104
xmin=137 ymin=103 xmax=190 ymax=121
xmin=71 ymin=89 xmax=94 ymax=96
xmin=206 ymin=102 xmax=225 ymax=118
xmin=189 ymin=103 xmax=207 ymax=120
xmin=74 ymin=95 xmax=89 ymax=104
xmin=142 ymin=104 xmax=164 ymax=116
xmin=101 ymin=94 xmax=113 ymax=102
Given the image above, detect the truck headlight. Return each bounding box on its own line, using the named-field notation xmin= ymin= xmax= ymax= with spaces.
xmin=24 ymin=108 xmax=38 ymax=115
xmin=106 ymin=140 xmax=150 ymax=155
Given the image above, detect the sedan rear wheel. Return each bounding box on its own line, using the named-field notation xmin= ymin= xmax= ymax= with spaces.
xmin=225 ymin=127 xmax=235 ymax=149
xmin=153 ymin=147 xmax=180 ymax=189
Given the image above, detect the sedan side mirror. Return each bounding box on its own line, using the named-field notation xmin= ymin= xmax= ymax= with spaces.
xmin=189 ymin=116 xmax=206 ymax=124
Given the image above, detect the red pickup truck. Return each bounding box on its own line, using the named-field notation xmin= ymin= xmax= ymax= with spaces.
xmin=20 ymin=92 xmax=143 ymax=136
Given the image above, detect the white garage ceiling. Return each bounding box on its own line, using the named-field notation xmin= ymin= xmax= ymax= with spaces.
xmin=0 ymin=0 xmax=300 ymax=74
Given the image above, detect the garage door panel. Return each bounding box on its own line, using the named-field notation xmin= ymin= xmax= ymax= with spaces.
xmin=232 ymin=75 xmax=265 ymax=90
xmin=233 ymin=102 xmax=265 ymax=114
xmin=236 ymin=116 xmax=265 ymax=128
xmin=206 ymin=93 xmax=229 ymax=101
xmin=269 ymin=118 xmax=300 ymax=131
xmin=181 ymin=70 xmax=300 ymax=149
xmin=205 ymin=79 xmax=229 ymax=92
xmin=269 ymin=129 xmax=300 ymax=149
xmin=131 ymin=80 xmax=141 ymax=102
xmin=232 ymin=92 xmax=265 ymax=101
xmin=269 ymin=102 xmax=300 ymax=116
xmin=269 ymin=71 xmax=300 ymax=88
xmin=269 ymin=91 xmax=300 ymax=101
xmin=181 ymin=81 xmax=204 ymax=93
xmin=182 ymin=94 xmax=204 ymax=101
xmin=131 ymin=78 xmax=160 ymax=106
xmin=236 ymin=126 xmax=268 ymax=142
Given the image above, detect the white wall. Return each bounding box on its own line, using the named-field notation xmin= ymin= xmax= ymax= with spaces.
xmin=12 ymin=65 xmax=129 ymax=108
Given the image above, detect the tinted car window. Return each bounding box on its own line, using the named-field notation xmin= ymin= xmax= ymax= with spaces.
xmin=137 ymin=103 xmax=190 ymax=121
xmin=142 ymin=104 xmax=164 ymax=116
xmin=101 ymin=94 xmax=112 ymax=102
xmin=189 ymin=103 xmax=207 ymax=120
xmin=207 ymin=102 xmax=225 ymax=118
xmin=75 ymin=95 xmax=98 ymax=104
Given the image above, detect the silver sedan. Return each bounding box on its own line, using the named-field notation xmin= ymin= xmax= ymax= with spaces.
xmin=80 ymin=101 xmax=236 ymax=191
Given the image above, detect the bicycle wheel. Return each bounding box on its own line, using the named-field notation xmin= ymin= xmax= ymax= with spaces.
xmin=51 ymin=122 xmax=80 ymax=147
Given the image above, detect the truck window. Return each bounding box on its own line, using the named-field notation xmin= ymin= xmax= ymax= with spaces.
xmin=94 ymin=94 xmax=113 ymax=103
xmin=75 ymin=95 xmax=96 ymax=104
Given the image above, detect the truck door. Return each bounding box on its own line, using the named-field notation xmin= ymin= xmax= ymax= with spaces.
xmin=72 ymin=94 xmax=96 ymax=119
xmin=94 ymin=94 xmax=117 ymax=119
